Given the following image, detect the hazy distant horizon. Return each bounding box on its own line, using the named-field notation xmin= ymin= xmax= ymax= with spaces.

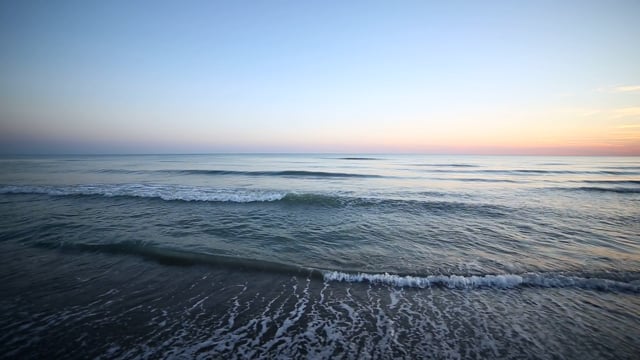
xmin=2 ymin=150 xmax=639 ymax=157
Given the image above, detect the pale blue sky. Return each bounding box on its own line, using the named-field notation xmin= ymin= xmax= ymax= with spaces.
xmin=1 ymin=0 xmax=639 ymax=154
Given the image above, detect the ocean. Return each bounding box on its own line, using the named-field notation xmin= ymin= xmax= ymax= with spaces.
xmin=1 ymin=154 xmax=639 ymax=359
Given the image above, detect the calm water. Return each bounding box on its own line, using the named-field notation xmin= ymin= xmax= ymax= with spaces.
xmin=1 ymin=154 xmax=639 ymax=359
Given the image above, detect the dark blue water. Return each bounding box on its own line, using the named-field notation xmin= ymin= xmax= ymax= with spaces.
xmin=1 ymin=154 xmax=639 ymax=358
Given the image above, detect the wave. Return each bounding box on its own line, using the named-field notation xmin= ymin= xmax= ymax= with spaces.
xmin=36 ymin=241 xmax=316 ymax=276
xmin=413 ymin=164 xmax=478 ymax=167
xmin=0 ymin=184 xmax=509 ymax=216
xmin=579 ymin=180 xmax=640 ymax=185
xmin=601 ymin=165 xmax=640 ymax=170
xmin=337 ymin=157 xmax=382 ymax=161
xmin=98 ymin=169 xmax=382 ymax=178
xmin=558 ymin=186 xmax=640 ymax=194
xmin=0 ymin=184 xmax=288 ymax=203
xmin=94 ymin=167 xmax=640 ymax=177
xmin=323 ymin=271 xmax=640 ymax=293
xmin=424 ymin=169 xmax=640 ymax=175
xmin=185 ymin=170 xmax=383 ymax=178
xmin=33 ymin=240 xmax=640 ymax=293
xmin=484 ymin=169 xmax=640 ymax=175
xmin=437 ymin=178 xmax=521 ymax=183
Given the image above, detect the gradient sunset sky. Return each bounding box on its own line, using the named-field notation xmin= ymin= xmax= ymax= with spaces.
xmin=1 ymin=0 xmax=639 ymax=155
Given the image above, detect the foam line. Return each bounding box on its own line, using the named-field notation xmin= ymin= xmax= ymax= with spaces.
xmin=323 ymin=271 xmax=640 ymax=292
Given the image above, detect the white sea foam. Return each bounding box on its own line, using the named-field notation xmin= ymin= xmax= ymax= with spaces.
xmin=323 ymin=271 xmax=640 ymax=292
xmin=0 ymin=184 xmax=287 ymax=203
xmin=323 ymin=271 xmax=524 ymax=288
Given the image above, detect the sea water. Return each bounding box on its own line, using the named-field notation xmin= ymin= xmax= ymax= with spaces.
xmin=1 ymin=154 xmax=639 ymax=358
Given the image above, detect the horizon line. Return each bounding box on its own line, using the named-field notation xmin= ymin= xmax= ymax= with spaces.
xmin=1 ymin=152 xmax=639 ymax=157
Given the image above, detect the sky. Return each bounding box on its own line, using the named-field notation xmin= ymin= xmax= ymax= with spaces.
xmin=1 ymin=0 xmax=639 ymax=155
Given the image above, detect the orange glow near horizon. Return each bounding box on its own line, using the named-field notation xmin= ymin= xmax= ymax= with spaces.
xmin=2 ymin=105 xmax=639 ymax=155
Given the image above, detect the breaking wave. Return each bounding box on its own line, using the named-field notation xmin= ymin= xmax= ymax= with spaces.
xmin=0 ymin=184 xmax=287 ymax=203
xmin=323 ymin=271 xmax=640 ymax=293
xmin=0 ymin=184 xmax=508 ymax=216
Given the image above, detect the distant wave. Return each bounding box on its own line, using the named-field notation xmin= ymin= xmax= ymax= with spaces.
xmin=483 ymin=169 xmax=640 ymax=175
xmin=96 ymin=167 xmax=640 ymax=177
xmin=437 ymin=178 xmax=521 ymax=183
xmin=177 ymin=170 xmax=383 ymax=178
xmin=424 ymin=169 xmax=640 ymax=175
xmin=0 ymin=184 xmax=509 ymax=216
xmin=337 ymin=157 xmax=382 ymax=161
xmin=98 ymin=169 xmax=383 ymax=178
xmin=413 ymin=164 xmax=478 ymax=167
xmin=32 ymin=240 xmax=640 ymax=293
xmin=579 ymin=180 xmax=640 ymax=185
xmin=564 ymin=186 xmax=640 ymax=194
xmin=97 ymin=169 xmax=139 ymax=174
xmin=601 ymin=165 xmax=640 ymax=170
